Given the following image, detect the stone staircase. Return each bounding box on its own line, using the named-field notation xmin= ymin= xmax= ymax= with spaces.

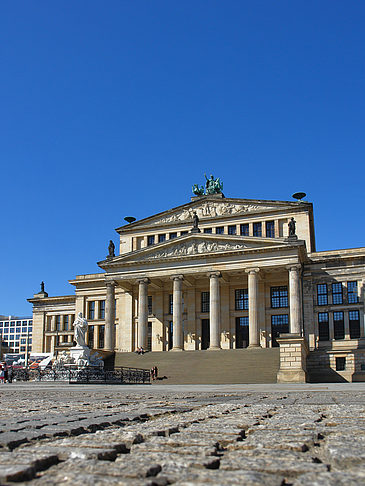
xmin=113 ymin=348 xmax=280 ymax=384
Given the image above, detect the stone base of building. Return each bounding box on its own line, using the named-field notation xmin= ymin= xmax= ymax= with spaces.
xmin=276 ymin=333 xmax=309 ymax=383
xmin=277 ymin=369 xmax=307 ymax=383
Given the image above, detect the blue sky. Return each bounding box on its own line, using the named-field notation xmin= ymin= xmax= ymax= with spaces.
xmin=1 ymin=1 xmax=365 ymax=316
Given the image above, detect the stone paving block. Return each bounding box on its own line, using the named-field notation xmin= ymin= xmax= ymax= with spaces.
xmin=162 ymin=467 xmax=284 ymax=485
xmin=54 ymin=458 xmax=162 ymax=480
xmin=117 ymin=451 xmax=221 ymax=470
xmin=48 ymin=436 xmax=130 ymax=453
xmin=220 ymin=450 xmax=328 ymax=478
xmin=292 ymin=471 xmax=365 ymax=485
xmin=131 ymin=442 xmax=218 ymax=456
xmin=26 ymin=445 xmax=118 ymax=461
xmin=0 ymin=451 xmax=58 ymax=470
xmin=322 ymin=435 xmax=365 ymax=469
xmin=0 ymin=464 xmax=35 ymax=482
xmin=93 ymin=429 xmax=144 ymax=448
xmin=0 ymin=432 xmax=30 ymax=450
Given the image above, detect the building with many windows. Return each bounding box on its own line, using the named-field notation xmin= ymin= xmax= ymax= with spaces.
xmin=28 ymin=191 xmax=365 ymax=382
xmin=0 ymin=316 xmax=33 ymax=355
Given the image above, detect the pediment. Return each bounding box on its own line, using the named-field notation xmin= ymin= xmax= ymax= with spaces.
xmin=117 ymin=197 xmax=306 ymax=232
xmin=99 ymin=234 xmax=299 ymax=268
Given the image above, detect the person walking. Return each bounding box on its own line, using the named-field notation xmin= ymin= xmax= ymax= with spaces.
xmin=0 ymin=366 xmax=5 ymax=384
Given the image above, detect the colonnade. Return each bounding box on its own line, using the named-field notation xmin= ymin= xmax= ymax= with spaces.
xmin=117 ymin=265 xmax=303 ymax=351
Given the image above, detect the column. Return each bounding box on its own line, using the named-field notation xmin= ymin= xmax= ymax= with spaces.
xmin=209 ymin=272 xmax=221 ymax=350
xmin=171 ymin=275 xmax=184 ymax=350
xmin=288 ymin=265 xmax=302 ymax=334
xmin=246 ymin=268 xmax=260 ymax=347
xmin=51 ymin=315 xmax=56 ymax=332
xmin=104 ymin=281 xmax=116 ymax=351
xmin=137 ymin=278 xmax=149 ymax=349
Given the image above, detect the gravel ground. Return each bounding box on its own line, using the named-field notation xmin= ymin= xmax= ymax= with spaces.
xmin=0 ymin=383 xmax=365 ymax=485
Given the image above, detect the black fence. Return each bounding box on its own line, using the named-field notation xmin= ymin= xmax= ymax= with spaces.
xmin=12 ymin=367 xmax=151 ymax=385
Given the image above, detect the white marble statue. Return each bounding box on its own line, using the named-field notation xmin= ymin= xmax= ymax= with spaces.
xmin=74 ymin=312 xmax=88 ymax=348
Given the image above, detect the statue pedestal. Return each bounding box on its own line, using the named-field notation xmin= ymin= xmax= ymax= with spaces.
xmin=70 ymin=346 xmax=90 ymax=366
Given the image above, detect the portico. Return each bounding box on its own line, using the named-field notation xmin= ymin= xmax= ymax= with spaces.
xmin=99 ymin=232 xmax=305 ymax=353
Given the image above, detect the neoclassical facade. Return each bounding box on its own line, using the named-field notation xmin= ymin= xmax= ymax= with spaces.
xmin=28 ymin=192 xmax=365 ymax=380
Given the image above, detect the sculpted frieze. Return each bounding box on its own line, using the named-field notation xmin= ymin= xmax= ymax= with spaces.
xmin=137 ymin=240 xmax=247 ymax=261
xmin=151 ymin=201 xmax=276 ymax=225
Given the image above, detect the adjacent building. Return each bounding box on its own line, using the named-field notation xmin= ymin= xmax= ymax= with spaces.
xmin=0 ymin=316 xmax=33 ymax=354
xmin=27 ymin=189 xmax=365 ymax=381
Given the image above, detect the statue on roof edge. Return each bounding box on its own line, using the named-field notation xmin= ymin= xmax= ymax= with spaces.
xmin=192 ymin=174 xmax=223 ymax=196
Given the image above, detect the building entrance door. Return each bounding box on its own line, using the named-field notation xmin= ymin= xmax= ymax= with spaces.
xmin=201 ymin=319 xmax=210 ymax=350
xmin=168 ymin=321 xmax=173 ymax=350
xmin=271 ymin=315 xmax=289 ymax=347
xmin=235 ymin=317 xmax=249 ymax=348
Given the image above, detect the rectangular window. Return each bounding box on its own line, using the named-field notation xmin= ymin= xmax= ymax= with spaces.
xmin=336 ymin=357 xmax=346 ymax=371
xmin=332 ymin=283 xmax=343 ymax=305
xmin=333 ymin=311 xmax=345 ymax=340
xmin=158 ymin=234 xmax=166 ymax=243
xmin=228 ymin=225 xmax=237 ymax=235
xmin=180 ymin=231 xmax=188 ymax=236
xmin=271 ymin=286 xmax=288 ymax=308
xmin=169 ymin=294 xmax=173 ymax=315
xmin=317 ymin=284 xmax=328 ymax=306
xmin=147 ymin=235 xmax=155 ymax=246
xmin=349 ymin=310 xmax=360 ymax=339
xmin=88 ymin=301 xmax=95 ymax=320
xmin=88 ymin=325 xmax=94 ymax=348
xmin=99 ymin=325 xmax=105 ymax=348
xmin=148 ymin=296 xmax=153 ymax=315
xmin=64 ymin=315 xmax=69 ymax=331
xmin=99 ymin=300 xmax=105 ymax=319
xmin=201 ymin=291 xmax=210 ymax=313
xmin=216 ymin=226 xmax=224 ymax=234
xmin=56 ymin=315 xmax=61 ymax=331
xmin=253 ymin=222 xmax=262 ymax=237
xmin=266 ymin=221 xmax=275 ymax=238
xmin=348 ymin=281 xmax=359 ymax=304
xmin=169 ymin=232 xmax=177 ymax=239
xmin=235 ymin=289 xmax=248 ymax=310
xmin=240 ymin=224 xmax=249 ymax=236
xmin=318 ymin=312 xmax=329 ymax=341
xmin=203 ymin=228 xmax=212 ymax=234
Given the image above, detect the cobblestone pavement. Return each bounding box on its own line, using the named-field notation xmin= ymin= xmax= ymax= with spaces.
xmin=0 ymin=383 xmax=365 ymax=485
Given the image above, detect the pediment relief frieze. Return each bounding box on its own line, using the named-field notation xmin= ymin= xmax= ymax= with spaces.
xmin=150 ymin=201 xmax=277 ymax=226
xmin=133 ymin=239 xmax=248 ymax=262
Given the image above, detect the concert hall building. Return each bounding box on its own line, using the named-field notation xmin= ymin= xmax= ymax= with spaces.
xmin=28 ymin=189 xmax=365 ymax=382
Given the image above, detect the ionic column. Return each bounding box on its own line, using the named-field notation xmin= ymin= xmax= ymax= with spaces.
xmin=104 ymin=281 xmax=116 ymax=351
xmin=246 ymin=268 xmax=260 ymax=347
xmin=288 ymin=265 xmax=302 ymax=334
xmin=137 ymin=278 xmax=149 ymax=349
xmin=209 ymin=272 xmax=221 ymax=350
xmin=171 ymin=275 xmax=184 ymax=350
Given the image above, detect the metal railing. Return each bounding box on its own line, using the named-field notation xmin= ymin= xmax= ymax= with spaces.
xmin=12 ymin=367 xmax=151 ymax=385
